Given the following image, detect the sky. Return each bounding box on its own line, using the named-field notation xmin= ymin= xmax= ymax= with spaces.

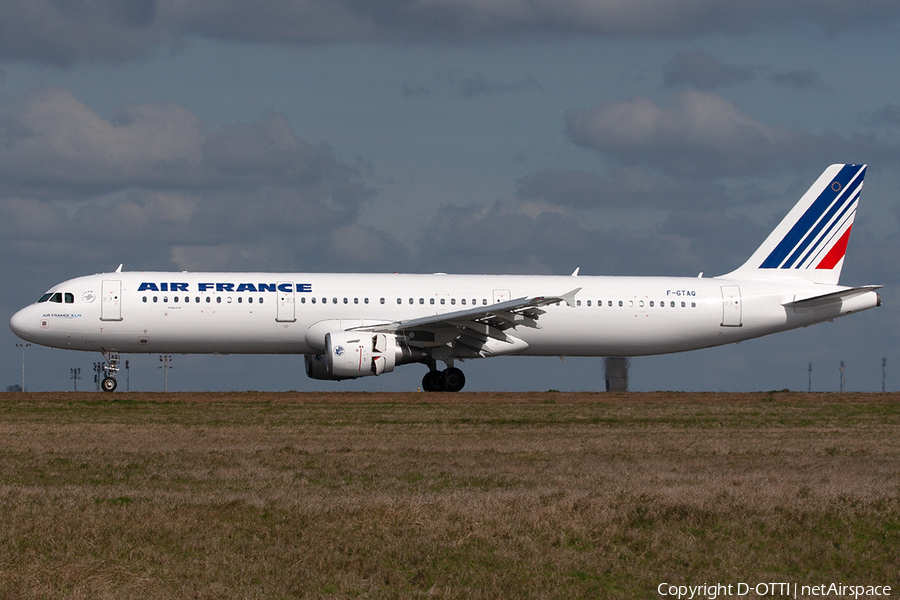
xmin=2 ymin=1 xmax=900 ymax=393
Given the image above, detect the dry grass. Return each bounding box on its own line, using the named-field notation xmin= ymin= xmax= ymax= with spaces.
xmin=1 ymin=392 xmax=899 ymax=599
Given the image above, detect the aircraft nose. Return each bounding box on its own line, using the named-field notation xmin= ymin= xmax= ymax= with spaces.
xmin=10 ymin=306 xmax=37 ymax=342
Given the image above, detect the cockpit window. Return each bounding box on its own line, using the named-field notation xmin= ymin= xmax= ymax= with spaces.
xmin=38 ymin=293 xmax=53 ymax=303
xmin=50 ymin=293 xmax=63 ymax=303
xmin=65 ymin=293 xmax=74 ymax=304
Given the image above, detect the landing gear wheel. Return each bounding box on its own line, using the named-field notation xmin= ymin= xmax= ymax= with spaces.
xmin=422 ymin=370 xmax=445 ymax=392
xmin=101 ymin=377 xmax=118 ymax=392
xmin=442 ymin=367 xmax=466 ymax=392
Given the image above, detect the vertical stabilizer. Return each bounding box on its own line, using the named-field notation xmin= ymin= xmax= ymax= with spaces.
xmin=722 ymin=164 xmax=866 ymax=285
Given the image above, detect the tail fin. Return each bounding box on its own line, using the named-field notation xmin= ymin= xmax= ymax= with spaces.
xmin=722 ymin=164 xmax=866 ymax=285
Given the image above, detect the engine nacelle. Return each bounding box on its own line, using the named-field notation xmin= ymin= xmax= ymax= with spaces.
xmin=321 ymin=331 xmax=399 ymax=379
xmin=304 ymin=353 xmax=353 ymax=380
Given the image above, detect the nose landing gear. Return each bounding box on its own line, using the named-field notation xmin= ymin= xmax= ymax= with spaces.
xmin=100 ymin=351 xmax=120 ymax=392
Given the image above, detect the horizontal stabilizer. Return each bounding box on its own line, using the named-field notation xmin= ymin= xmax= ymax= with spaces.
xmin=782 ymin=285 xmax=883 ymax=308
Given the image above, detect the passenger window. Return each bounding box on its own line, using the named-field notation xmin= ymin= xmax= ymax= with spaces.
xmin=587 ymin=300 xmax=591 ymax=307
xmin=451 ymin=299 xmax=455 ymax=305
xmin=650 ymin=301 xmax=654 ymax=307
xmin=259 ymin=297 xmax=264 ymax=304
xmin=364 ymin=298 xmax=369 ymax=304
xmin=618 ymin=300 xmax=623 ymax=307
xmin=462 ymin=299 xmax=466 ymax=305
xmin=206 ymin=297 xmax=211 ymax=303
xmin=174 ymin=296 xmax=179 ymax=303
xmin=691 ymin=302 xmax=696 ymax=308
xmin=483 ymin=299 xmax=487 ymax=305
xmin=430 ymin=298 xmax=435 ymax=305
xmin=397 ymin=298 xmax=402 ymax=304
xmin=143 ymin=296 xmax=147 ymax=303
xmin=670 ymin=301 xmax=675 ymax=307
xmin=248 ymin=297 xmax=253 ymax=304
xmin=311 ymin=297 xmax=316 ymax=304
xmin=217 ymin=297 xmax=222 ymax=304
xmin=440 ymin=299 xmax=445 ymax=305
xmin=354 ymin=298 xmax=359 ymax=304
xmin=608 ymin=301 xmax=612 ymax=307
xmin=576 ymin=300 xmax=581 ymax=307
xmin=195 ymin=297 xmax=200 ymax=303
xmin=409 ymin=298 xmax=414 ymax=304
xmin=681 ymin=301 xmax=686 ymax=307
xmin=380 ymin=298 xmax=385 ymax=304
xmin=238 ymin=297 xmax=242 ymax=304
xmin=639 ymin=300 xmax=644 ymax=307
xmin=163 ymin=296 xmax=168 ymax=303
xmin=343 ymin=298 xmax=348 ymax=304
xmin=153 ymin=296 xmax=158 ymax=303
xmin=419 ymin=298 xmax=424 ymax=304
xmin=65 ymin=293 xmax=74 ymax=304
xmin=333 ymin=298 xmax=338 ymax=304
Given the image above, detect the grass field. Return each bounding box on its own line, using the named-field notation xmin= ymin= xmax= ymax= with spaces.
xmin=1 ymin=391 xmax=899 ymax=599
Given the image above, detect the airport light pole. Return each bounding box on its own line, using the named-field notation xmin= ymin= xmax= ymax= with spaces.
xmin=70 ymin=368 xmax=81 ymax=391
xmin=159 ymin=355 xmax=173 ymax=392
xmin=15 ymin=343 xmax=30 ymax=392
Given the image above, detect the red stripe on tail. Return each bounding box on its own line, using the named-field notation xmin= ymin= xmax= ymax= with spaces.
xmin=816 ymin=225 xmax=852 ymax=270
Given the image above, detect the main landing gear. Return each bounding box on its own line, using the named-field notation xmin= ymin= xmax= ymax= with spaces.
xmin=422 ymin=366 xmax=466 ymax=392
xmin=100 ymin=351 xmax=120 ymax=392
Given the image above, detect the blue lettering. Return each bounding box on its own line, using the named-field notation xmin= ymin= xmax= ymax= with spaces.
xmin=171 ymin=283 xmax=189 ymax=292
xmin=138 ymin=282 xmax=159 ymax=292
xmin=160 ymin=283 xmax=169 ymax=292
xmin=217 ymin=283 xmax=235 ymax=292
xmin=198 ymin=283 xmax=214 ymax=292
xmin=297 ymin=283 xmax=312 ymax=293
xmin=277 ymin=283 xmax=293 ymax=293
xmin=258 ymin=283 xmax=276 ymax=292
xmin=236 ymin=283 xmax=257 ymax=292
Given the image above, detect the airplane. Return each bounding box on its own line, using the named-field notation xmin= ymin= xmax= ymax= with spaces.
xmin=9 ymin=164 xmax=881 ymax=392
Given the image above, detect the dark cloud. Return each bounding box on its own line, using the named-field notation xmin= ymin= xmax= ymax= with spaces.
xmin=515 ymin=166 xmax=739 ymax=209
xmin=565 ymin=90 xmax=898 ymax=177
xmin=5 ymin=1 xmax=900 ymax=66
xmin=0 ymin=87 xmax=401 ymax=275
xmin=865 ymin=103 xmax=900 ymax=127
xmin=770 ymin=69 xmax=826 ymax=89
xmin=663 ymin=49 xmax=755 ymax=89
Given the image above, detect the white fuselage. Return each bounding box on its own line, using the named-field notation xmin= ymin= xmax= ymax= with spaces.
xmin=8 ymin=271 xmax=879 ymax=358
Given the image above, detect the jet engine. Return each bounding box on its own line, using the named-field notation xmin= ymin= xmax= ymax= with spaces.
xmin=305 ymin=331 xmax=425 ymax=380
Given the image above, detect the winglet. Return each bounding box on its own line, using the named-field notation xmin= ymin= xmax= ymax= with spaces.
xmin=115 ymin=264 xmax=123 ymax=273
xmin=560 ymin=287 xmax=581 ymax=307
xmin=571 ymin=267 xmax=580 ymax=277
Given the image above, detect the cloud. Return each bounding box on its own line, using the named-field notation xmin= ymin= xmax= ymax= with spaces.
xmin=5 ymin=1 xmax=900 ymax=66
xmin=0 ymin=87 xmax=401 ymax=275
xmin=663 ymin=49 xmax=755 ymax=89
xmin=415 ymin=197 xmax=768 ymax=278
xmin=564 ymin=90 xmax=897 ymax=177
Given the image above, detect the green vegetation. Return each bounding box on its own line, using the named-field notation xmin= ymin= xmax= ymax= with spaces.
xmin=1 ymin=391 xmax=898 ymax=599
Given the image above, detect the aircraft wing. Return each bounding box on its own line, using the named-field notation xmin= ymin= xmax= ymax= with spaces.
xmin=355 ymin=287 xmax=581 ymax=358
